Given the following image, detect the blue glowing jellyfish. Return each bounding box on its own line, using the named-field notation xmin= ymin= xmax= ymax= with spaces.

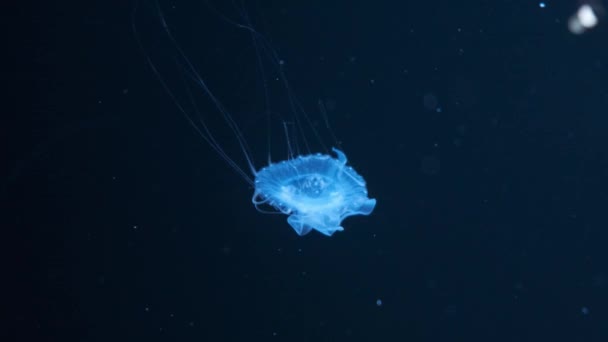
xmin=134 ymin=2 xmax=376 ymax=236
xmin=253 ymin=148 xmax=376 ymax=236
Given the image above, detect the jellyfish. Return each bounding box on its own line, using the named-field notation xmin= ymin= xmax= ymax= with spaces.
xmin=133 ymin=2 xmax=376 ymax=236
xmin=253 ymin=148 xmax=376 ymax=236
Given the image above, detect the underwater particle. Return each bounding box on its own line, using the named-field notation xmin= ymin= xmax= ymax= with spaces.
xmin=568 ymin=2 xmax=603 ymax=34
xmin=420 ymin=155 xmax=441 ymax=175
xmin=581 ymin=306 xmax=590 ymax=315
xmin=220 ymin=245 xmax=232 ymax=255
xmin=376 ymin=299 xmax=383 ymax=306
xmin=539 ymin=2 xmax=546 ymax=8
xmin=423 ymin=93 xmax=439 ymax=111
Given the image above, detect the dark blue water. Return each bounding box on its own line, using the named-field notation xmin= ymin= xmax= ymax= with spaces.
xmin=5 ymin=1 xmax=608 ymax=341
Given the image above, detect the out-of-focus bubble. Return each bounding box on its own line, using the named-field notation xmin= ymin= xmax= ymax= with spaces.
xmin=568 ymin=1 xmax=604 ymax=34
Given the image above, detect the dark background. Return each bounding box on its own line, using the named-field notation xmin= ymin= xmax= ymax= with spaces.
xmin=5 ymin=0 xmax=608 ymax=341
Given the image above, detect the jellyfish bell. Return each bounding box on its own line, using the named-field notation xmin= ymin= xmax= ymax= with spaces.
xmin=253 ymin=148 xmax=376 ymax=236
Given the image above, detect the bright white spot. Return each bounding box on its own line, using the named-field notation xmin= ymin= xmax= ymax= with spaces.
xmin=376 ymin=299 xmax=382 ymax=306
xmin=578 ymin=5 xmax=599 ymax=27
xmin=539 ymin=2 xmax=546 ymax=8
xmin=568 ymin=4 xmax=601 ymax=34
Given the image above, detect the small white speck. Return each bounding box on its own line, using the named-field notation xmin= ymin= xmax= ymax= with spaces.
xmin=539 ymin=2 xmax=546 ymax=8
xmin=144 ymin=307 xmax=150 ymax=312
xmin=376 ymin=299 xmax=382 ymax=306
